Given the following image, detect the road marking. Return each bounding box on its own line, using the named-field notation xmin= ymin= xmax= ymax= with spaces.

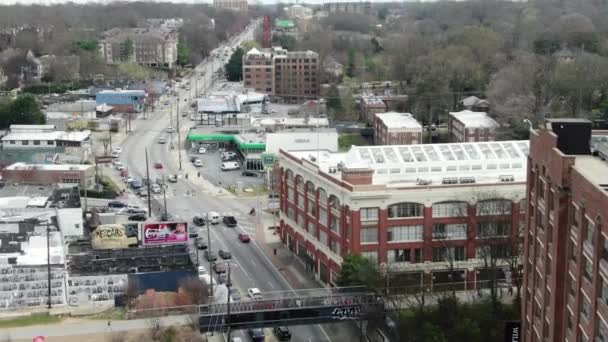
xmin=268 ymin=281 xmax=274 ymax=289
xmin=250 ymin=260 xmax=256 ymax=267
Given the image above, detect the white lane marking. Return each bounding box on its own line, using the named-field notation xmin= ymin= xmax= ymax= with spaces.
xmin=268 ymin=281 xmax=274 ymax=289
xmin=250 ymin=260 xmax=256 ymax=267
xmin=205 ymin=225 xmax=251 ymax=279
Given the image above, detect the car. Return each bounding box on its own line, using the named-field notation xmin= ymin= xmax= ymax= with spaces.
xmin=166 ymin=127 xmax=176 ymax=133
xmin=188 ymin=226 xmax=199 ymax=238
xmin=221 ymin=151 xmax=237 ymax=159
xmin=197 ymin=265 xmax=207 ymax=275
xmin=128 ymin=214 xmax=146 ymax=221
xmin=273 ymin=327 xmax=292 ymax=341
xmin=126 ymin=177 xmax=135 ymax=184
xmin=108 ymin=201 xmax=127 ymax=208
xmin=207 ymin=212 xmax=221 ymax=225
xmin=193 ymin=159 xmax=203 ymax=167
xmin=219 ymin=250 xmax=232 ymax=259
xmin=158 ymin=137 xmax=166 ymax=144
xmin=196 ymin=238 xmax=208 ymax=250
xmin=221 ymin=161 xmax=240 ymax=171
xmin=241 ymin=171 xmax=258 ymax=177
xmin=223 ymin=216 xmax=237 ymax=227
xmin=116 ymin=165 xmax=126 ymax=172
xmin=190 ymin=156 xmax=197 ymax=163
xmin=154 ymin=162 xmax=163 ymax=169
xmin=229 ymin=288 xmax=241 ymax=301
xmin=111 ymin=151 xmax=120 ymax=158
xmin=213 ymin=262 xmax=227 ymax=273
xmin=167 ymin=174 xmax=178 ymax=183
xmin=238 ymin=233 xmax=250 ymax=243
xmin=112 ymin=159 xmax=122 ymax=166
xmin=112 ymin=147 xmax=123 ymax=154
xmin=221 ymin=155 xmax=238 ymax=162
xmin=130 ymin=180 xmax=143 ymax=189
xmin=198 ymin=147 xmax=207 ymax=154
xmin=137 ymin=188 xmax=148 ymax=197
xmin=151 ymin=184 xmax=162 ymax=194
xmin=248 ymin=328 xmax=265 ymax=342
xmin=247 ymin=288 xmax=262 ymax=300
xmin=218 ymin=273 xmax=230 ymax=285
xmin=192 ymin=215 xmax=206 ymax=226
xmin=204 ymin=251 xmax=217 ymax=262
xmin=122 ymin=207 xmax=146 ymax=214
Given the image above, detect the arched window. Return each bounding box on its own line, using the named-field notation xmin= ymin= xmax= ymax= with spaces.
xmin=432 ymin=201 xmax=468 ymax=218
xmin=295 ymin=175 xmax=304 ymax=188
xmin=285 ymin=169 xmax=294 ymax=183
xmin=328 ymin=195 xmax=340 ymax=210
xmin=388 ymin=202 xmax=423 ymax=218
xmin=476 ymin=199 xmax=512 ymax=216
xmin=306 ymin=181 xmax=315 ymax=194
xmin=318 ymin=188 xmax=327 ymax=204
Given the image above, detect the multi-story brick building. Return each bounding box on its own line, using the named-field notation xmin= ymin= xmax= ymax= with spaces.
xmin=448 ymin=110 xmax=498 ymax=143
xmin=242 ymin=47 xmax=319 ymax=103
xmin=98 ymin=27 xmax=178 ymax=69
xmin=358 ymin=95 xmax=387 ymax=123
xmin=277 ymin=140 xmax=529 ymax=287
xmin=522 ymin=119 xmax=608 ymax=342
xmin=374 ymin=112 xmax=422 ymax=145
xmin=213 ymin=0 xmax=248 ymax=11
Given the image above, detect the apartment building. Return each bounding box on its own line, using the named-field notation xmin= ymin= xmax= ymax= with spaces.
xmin=374 ymin=112 xmax=422 ymax=145
xmin=522 ymin=119 xmax=608 ymax=342
xmin=242 ymin=47 xmax=319 ymax=103
xmin=448 ymin=110 xmax=499 ymax=143
xmin=358 ymin=95 xmax=387 ymax=123
xmin=277 ymin=140 xmax=528 ymax=287
xmin=213 ymin=0 xmax=248 ymax=11
xmin=98 ymin=27 xmax=178 ymax=69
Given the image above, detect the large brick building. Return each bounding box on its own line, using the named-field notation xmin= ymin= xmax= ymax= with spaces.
xmin=448 ymin=110 xmax=498 ymax=143
xmin=522 ymin=119 xmax=608 ymax=342
xmin=374 ymin=112 xmax=422 ymax=145
xmin=213 ymin=0 xmax=248 ymax=11
xmin=277 ymin=140 xmax=529 ymax=287
xmin=98 ymin=27 xmax=178 ymax=69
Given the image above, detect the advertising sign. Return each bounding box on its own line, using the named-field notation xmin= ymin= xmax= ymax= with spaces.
xmin=143 ymin=222 xmax=188 ymax=245
xmin=91 ymin=224 xmax=138 ymax=250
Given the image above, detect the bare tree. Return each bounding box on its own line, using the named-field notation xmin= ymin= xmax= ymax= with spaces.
xmin=178 ymin=277 xmax=209 ymax=305
xmin=126 ymin=279 xmax=140 ymax=308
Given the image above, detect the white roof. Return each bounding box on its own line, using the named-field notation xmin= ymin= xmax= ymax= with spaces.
xmin=0 ymin=226 xmax=65 ymax=266
xmin=250 ymin=116 xmax=330 ymax=127
xmin=285 ymin=140 xmax=530 ymax=187
xmin=10 ymin=125 xmax=56 ymax=132
xmin=57 ymin=130 xmax=91 ymax=142
xmin=1 ymin=131 xmax=63 ymax=141
xmin=5 ymin=162 xmax=92 ymax=171
xmin=449 ymin=110 xmax=498 ymax=128
xmin=375 ymin=112 xmax=422 ymax=130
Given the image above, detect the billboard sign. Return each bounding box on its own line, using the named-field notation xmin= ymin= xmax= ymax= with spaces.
xmin=91 ymin=224 xmax=138 ymax=250
xmin=95 ymin=156 xmax=113 ymax=164
xmin=143 ymin=222 xmax=188 ymax=245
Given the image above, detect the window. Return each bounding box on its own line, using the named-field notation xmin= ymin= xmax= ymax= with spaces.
xmin=536 ymin=208 xmax=545 ymax=230
xmin=414 ymin=249 xmax=423 ymax=263
xmin=298 ymin=213 xmax=305 ymax=229
xmin=318 ymin=208 xmax=327 ymax=226
xmin=581 ymin=295 xmax=591 ymax=321
xmin=308 ymin=222 xmax=317 ymax=236
xmin=360 ymin=227 xmax=378 ymax=244
xmin=584 ymin=218 xmax=595 ymax=247
xmin=477 ymin=221 xmax=511 ymax=238
xmin=573 ymin=204 xmax=581 ymax=229
xmin=598 ymin=319 xmax=608 ymax=342
xmin=600 ymin=277 xmax=608 ymax=307
xmin=388 ymin=202 xmax=423 ymax=218
xmin=569 ymin=276 xmax=577 ymax=299
xmin=319 ymin=230 xmax=328 ymax=246
xmin=361 ymin=251 xmax=378 ymax=262
xmin=583 ymin=257 xmax=593 ymax=282
xmin=307 ymin=199 xmax=315 ymax=215
xmin=318 ymin=188 xmax=327 ymax=204
xmin=388 ymin=249 xmax=410 ymax=263
xmin=330 ymin=216 xmax=339 ymax=234
xmin=432 ymin=202 xmax=468 ymax=218
xmin=33 ymin=140 xmax=40 ymax=145
xmin=287 ymin=207 xmax=295 ymax=220
xmin=432 ymin=246 xmax=466 ymax=262
xmin=432 ymin=223 xmax=467 ymax=240
xmin=360 ymin=208 xmax=378 ymax=221
xmin=387 ymin=225 xmax=423 ymax=242
xmin=287 ymin=187 xmax=295 ymax=202
xmin=297 ymin=193 xmax=304 ymax=209
xmin=22 ymin=140 xmax=29 ymax=145
xmin=569 ymin=239 xmax=578 ymax=262
xmin=330 ymin=239 xmax=340 ymax=254
xmin=476 ymin=199 xmax=512 ymax=216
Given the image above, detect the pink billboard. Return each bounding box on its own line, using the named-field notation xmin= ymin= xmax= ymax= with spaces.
xmin=143 ymin=222 xmax=189 ymax=245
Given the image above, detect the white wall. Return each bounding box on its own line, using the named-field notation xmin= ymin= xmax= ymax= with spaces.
xmin=266 ymin=131 xmax=338 ymax=154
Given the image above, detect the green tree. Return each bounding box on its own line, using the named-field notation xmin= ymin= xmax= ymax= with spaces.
xmin=74 ymin=39 xmax=98 ymax=52
xmin=0 ymin=95 xmax=45 ymax=129
xmin=118 ymin=62 xmax=149 ymax=81
xmin=177 ymin=41 xmax=191 ymax=67
xmin=224 ymin=47 xmax=244 ymax=82
xmin=336 ymin=254 xmax=382 ymax=288
xmin=326 ymin=85 xmax=343 ymax=113
xmin=120 ymin=38 xmax=134 ymax=61
xmin=345 ymin=49 xmax=356 ymax=78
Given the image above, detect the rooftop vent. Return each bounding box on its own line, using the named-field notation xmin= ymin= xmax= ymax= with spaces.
xmin=459 ymin=177 xmax=476 ymax=184
xmin=499 ymin=175 xmax=515 ymax=182
xmin=416 ymin=178 xmax=432 ymax=186
xmin=442 ymin=177 xmax=458 ymax=185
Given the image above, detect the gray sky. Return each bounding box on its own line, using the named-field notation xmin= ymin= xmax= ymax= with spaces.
xmin=0 ymin=0 xmax=419 ymax=6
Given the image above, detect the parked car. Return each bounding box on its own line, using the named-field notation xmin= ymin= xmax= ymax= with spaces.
xmin=273 ymin=327 xmax=292 ymax=341
xmin=128 ymin=214 xmax=146 ymax=221
xmin=151 ymin=184 xmax=162 ymax=194
xmin=154 ymin=162 xmax=163 ymax=169
xmin=198 ymin=147 xmax=207 ymax=154
xmin=221 ymin=155 xmax=237 ymax=162
xmin=166 ymin=127 xmax=176 ymax=133
xmin=223 ymin=216 xmax=237 ymax=227
xmin=108 ymin=201 xmax=127 ymax=208
xmin=196 ymin=238 xmax=208 ymax=250
xmin=188 ymin=227 xmax=199 ymax=238
xmin=111 ymin=151 xmax=120 ymax=158
xmin=193 ymin=159 xmax=203 ymax=167
xmin=122 ymin=207 xmax=146 ymax=214
xmin=218 ymin=273 xmax=230 ymax=284
xmin=247 ymin=288 xmax=262 ymax=300
xmin=229 ymin=288 xmax=241 ymax=301
xmin=213 ymin=262 xmax=227 ymax=273
xmin=167 ymin=174 xmax=178 ymax=183
xmin=248 ymin=328 xmax=265 ymax=342
xmin=192 ymin=215 xmax=206 ymax=226
xmin=207 ymin=212 xmax=221 ymax=225
xmin=221 ymin=151 xmax=237 ymax=159
xmin=137 ymin=188 xmax=148 ymax=197
xmin=220 ymin=161 xmax=240 ymax=171
xmin=158 ymin=137 xmax=166 ymax=144
xmin=197 ymin=265 xmax=207 ymax=276
xmin=238 ymin=233 xmax=250 ymax=243
xmin=241 ymin=171 xmax=258 ymax=177
xmin=112 ymin=147 xmax=123 ymax=154
xmin=116 ymin=165 xmax=126 ymax=172
xmin=130 ymin=180 xmax=143 ymax=189
xmin=204 ymin=250 xmax=217 ymax=262
xmin=219 ymin=250 xmax=232 ymax=259
xmin=112 ymin=159 xmax=122 ymax=167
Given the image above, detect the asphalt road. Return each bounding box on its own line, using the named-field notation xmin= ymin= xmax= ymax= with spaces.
xmin=113 ymin=26 xmax=332 ymax=342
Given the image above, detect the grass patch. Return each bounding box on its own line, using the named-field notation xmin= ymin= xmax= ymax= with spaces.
xmin=0 ymin=312 xmax=61 ymax=328
xmin=88 ymin=308 xmax=126 ymax=320
xmin=338 ymin=133 xmax=370 ymax=151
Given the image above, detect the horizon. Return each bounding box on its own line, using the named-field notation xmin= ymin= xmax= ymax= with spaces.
xmin=0 ymin=0 xmax=443 ymax=6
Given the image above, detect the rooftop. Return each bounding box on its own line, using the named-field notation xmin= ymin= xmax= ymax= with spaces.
xmin=250 ymin=116 xmax=329 ymax=127
xmin=284 ymin=140 xmax=529 ymax=187
xmin=0 ymin=222 xmax=65 ymax=266
xmin=359 ymin=95 xmax=386 ymax=106
xmin=449 ymin=110 xmax=498 ymax=128
xmin=197 ymin=95 xmax=240 ymax=113
xmin=97 ymin=89 xmax=146 ymax=95
xmin=5 ymin=162 xmax=92 ymax=171
xmin=1 ymin=130 xmax=91 ymax=143
xmin=0 ymin=185 xmax=81 ymax=210
xmin=375 ymin=112 xmax=422 ymax=130
xmin=9 ymin=125 xmax=56 ymax=132
xmin=572 ymin=155 xmax=608 ymax=194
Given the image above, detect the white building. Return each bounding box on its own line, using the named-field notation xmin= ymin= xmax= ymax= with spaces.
xmin=1 ymin=125 xmax=91 ymax=160
xmin=266 ymin=130 xmax=338 ymax=154
xmin=284 ymin=4 xmax=313 ymax=18
xmin=374 ymin=112 xmax=423 ymax=145
xmin=448 ymin=110 xmax=499 ymax=143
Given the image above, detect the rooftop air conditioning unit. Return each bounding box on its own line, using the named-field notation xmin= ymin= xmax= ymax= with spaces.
xmin=499 ymin=175 xmax=515 ymax=182
xmin=328 ymin=167 xmax=337 ymax=174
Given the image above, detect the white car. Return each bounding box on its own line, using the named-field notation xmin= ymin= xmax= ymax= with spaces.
xmin=112 ymin=160 xmax=122 ymax=167
xmin=198 ymin=147 xmax=207 ymax=154
xmin=111 ymin=151 xmax=120 ymax=158
xmin=198 ymin=265 xmax=207 ymax=275
xmin=116 ymin=165 xmax=126 ymax=171
xmin=166 ymin=127 xmax=176 ymax=133
xmin=126 ymin=176 xmax=135 ymax=183
xmin=151 ymin=184 xmax=162 ymax=194
xmin=158 ymin=137 xmax=166 ymax=144
xmin=221 ymin=151 xmax=237 ymax=159
xmin=221 ymin=161 xmax=240 ymax=171
xmin=194 ymin=159 xmax=203 ymax=167
xmin=167 ymin=174 xmax=178 ymax=183
xmin=112 ymin=147 xmax=123 ymax=154
xmin=247 ymin=288 xmax=262 ymax=300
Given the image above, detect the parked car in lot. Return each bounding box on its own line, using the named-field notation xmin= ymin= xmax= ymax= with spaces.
xmin=219 ymin=250 xmax=232 ymax=259
xmin=273 ymin=327 xmax=292 ymax=341
xmin=190 ymin=156 xmax=197 ymax=163
xmin=223 ymin=216 xmax=237 ymax=227
xmin=108 ymin=201 xmax=127 ymax=208
xmin=221 ymin=151 xmax=237 ymax=159
xmin=248 ymin=328 xmax=265 ymax=341
xmin=111 ymin=151 xmax=120 ymax=158
xmin=121 ymin=206 xmax=146 ymax=214
xmin=221 ymin=161 xmax=240 ymax=171
xmin=218 ymin=273 xmax=230 ymax=284
xmin=198 ymin=147 xmax=207 ymax=154
xmin=188 ymin=226 xmax=199 ymax=238
xmin=130 ymin=180 xmax=143 ymax=189
xmin=128 ymin=214 xmax=146 ymax=221
xmin=221 ymin=155 xmax=237 ymax=162
xmin=167 ymin=174 xmax=178 ymax=183
xmin=197 ymin=265 xmax=207 ymax=276
xmin=193 ymin=159 xmax=203 ymax=167
xmin=241 ymin=171 xmax=258 ymax=177
xmin=192 ymin=215 xmax=206 ymax=226
xmin=151 ymin=184 xmax=162 ymax=194
xmin=160 ymin=212 xmax=176 ymax=221
xmin=154 ymin=162 xmax=163 ymax=169
xmin=158 ymin=137 xmax=166 ymax=144
xmin=137 ymin=188 xmax=148 ymax=197
xmin=112 ymin=147 xmax=123 ymax=154
xmin=204 ymin=251 xmax=217 ymax=261
xmin=238 ymin=233 xmax=250 ymax=243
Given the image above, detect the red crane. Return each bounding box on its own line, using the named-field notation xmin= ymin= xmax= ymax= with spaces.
xmin=263 ymin=15 xmax=272 ymax=48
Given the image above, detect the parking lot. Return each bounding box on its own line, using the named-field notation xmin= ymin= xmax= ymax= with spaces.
xmin=187 ymin=147 xmax=265 ymax=191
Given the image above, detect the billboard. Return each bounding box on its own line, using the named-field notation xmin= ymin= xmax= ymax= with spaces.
xmin=91 ymin=224 xmax=138 ymax=250
xmin=143 ymin=222 xmax=188 ymax=245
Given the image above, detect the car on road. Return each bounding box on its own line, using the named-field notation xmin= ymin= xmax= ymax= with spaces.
xmin=137 ymin=188 xmax=148 ymax=197
xmin=151 ymin=184 xmax=162 ymax=194
xmin=108 ymin=201 xmax=127 ymax=208
xmin=193 ymin=159 xmax=203 ymax=167
xmin=192 ymin=215 xmax=206 ymax=226
xmin=238 ymin=233 xmax=250 ymax=243
xmin=128 ymin=214 xmax=147 ymax=221
xmin=219 ymin=250 xmax=232 ymax=259
xmin=112 ymin=159 xmax=122 ymax=167
xmin=248 ymin=328 xmax=265 ymax=342
xmin=207 ymin=212 xmax=221 ymax=225
xmin=247 ymin=288 xmax=262 ymax=300
xmin=197 ymin=265 xmax=207 ymax=275
xmin=198 ymin=147 xmax=207 ymax=154
xmin=158 ymin=137 xmax=166 ymax=144
xmin=166 ymin=127 xmax=176 ymax=133
xmin=213 ymin=262 xmax=227 ymax=273
xmin=229 ymin=288 xmax=241 ymax=301
xmin=273 ymin=327 xmax=292 ymax=341
xmin=167 ymin=174 xmax=178 ymax=183
xmin=154 ymin=162 xmax=163 ymax=169
xmin=121 ymin=207 xmax=146 ymax=214
xmin=196 ymin=238 xmax=208 ymax=250
xmin=222 ymin=216 xmax=237 ymax=227
xmin=204 ymin=251 xmax=217 ymax=262
xmin=188 ymin=226 xmax=199 ymax=238
xmin=112 ymin=147 xmax=123 ymax=154
xmin=241 ymin=170 xmax=258 ymax=177
xmin=130 ymin=180 xmax=143 ymax=189
xmin=116 ymin=165 xmax=126 ymax=172
xmin=111 ymin=151 xmax=120 ymax=158
xmin=220 ymin=161 xmax=240 ymax=171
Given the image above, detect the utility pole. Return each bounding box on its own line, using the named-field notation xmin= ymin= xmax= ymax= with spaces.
xmin=145 ymin=148 xmax=152 ymax=217
xmin=46 ymin=221 xmax=52 ymax=309
xmin=226 ymin=262 xmax=232 ymax=341
xmin=207 ymin=213 xmax=213 ymax=297
xmin=169 ymin=102 xmax=174 ymax=149
xmin=162 ymin=175 xmax=168 ymax=219
xmin=177 ymin=95 xmax=182 ymax=171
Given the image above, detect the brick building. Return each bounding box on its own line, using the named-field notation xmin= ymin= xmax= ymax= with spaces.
xmin=448 ymin=110 xmax=498 ymax=143
xmin=242 ymin=48 xmax=273 ymax=94
xmin=358 ymin=95 xmax=387 ymax=123
xmin=213 ymin=0 xmax=248 ymax=11
xmin=98 ymin=27 xmax=178 ymax=69
xmin=2 ymin=162 xmax=94 ymax=187
xmin=521 ymin=119 xmax=608 ymax=342
xmin=374 ymin=112 xmax=422 ymax=145
xmin=277 ymin=140 xmax=529 ymax=287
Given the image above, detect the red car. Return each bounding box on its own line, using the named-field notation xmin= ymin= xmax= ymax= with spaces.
xmin=154 ymin=162 xmax=163 ymax=169
xmin=238 ymin=233 xmax=250 ymax=243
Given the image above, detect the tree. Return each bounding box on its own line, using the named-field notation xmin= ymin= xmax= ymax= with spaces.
xmin=336 ymin=254 xmax=382 ymax=288
xmin=120 ymin=38 xmax=134 ymax=62
xmin=224 ymin=47 xmax=244 ymax=82
xmin=0 ymin=95 xmax=45 ymax=129
xmin=118 ymin=62 xmax=149 ymax=81
xmin=345 ymin=49 xmax=356 ymax=78
xmin=178 ymin=277 xmax=209 ymax=305
xmin=177 ymin=41 xmax=191 ymax=67
xmin=326 ymin=84 xmax=342 ymax=114
xmin=272 ymin=34 xmax=296 ymax=50
xmin=377 ymin=7 xmax=389 ymax=21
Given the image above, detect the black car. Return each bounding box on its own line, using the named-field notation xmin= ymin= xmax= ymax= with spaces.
xmin=242 ymin=170 xmax=258 ymax=177
xmin=192 ymin=215 xmax=206 ymax=226
xmin=108 ymin=201 xmax=127 ymax=208
xmin=222 ymin=216 xmax=237 ymax=227
xmin=188 ymin=227 xmax=199 ymax=238
xmin=161 ymin=213 xmax=175 ymax=221
xmin=273 ymin=326 xmax=292 ymax=341
xmin=249 ymin=328 xmax=265 ymax=342
xmin=204 ymin=251 xmax=217 ymax=262
xmin=219 ymin=250 xmax=232 ymax=259
xmin=196 ymin=238 xmax=208 ymax=250
xmin=130 ymin=180 xmax=143 ymax=189
xmin=128 ymin=214 xmax=146 ymax=221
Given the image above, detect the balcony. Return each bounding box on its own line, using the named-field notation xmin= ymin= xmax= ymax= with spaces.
xmin=600 ymin=258 xmax=608 ymax=278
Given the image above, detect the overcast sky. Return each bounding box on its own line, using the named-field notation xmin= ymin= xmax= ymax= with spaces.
xmin=0 ymin=0 xmax=419 ymax=6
